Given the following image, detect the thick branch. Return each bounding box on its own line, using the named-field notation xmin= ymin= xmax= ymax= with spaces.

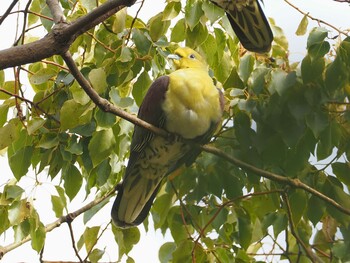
xmin=0 ymin=0 xmax=135 ymax=70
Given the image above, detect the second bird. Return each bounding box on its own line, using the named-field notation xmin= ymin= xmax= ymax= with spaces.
xmin=210 ymin=0 xmax=273 ymax=53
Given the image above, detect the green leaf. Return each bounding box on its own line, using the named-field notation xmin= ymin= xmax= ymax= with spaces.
xmin=9 ymin=146 xmax=33 ymax=181
xmin=301 ymin=55 xmax=325 ymax=84
xmin=4 ymin=185 xmax=24 ymax=200
xmin=186 ymin=22 xmax=208 ymax=48
xmin=113 ymin=7 xmax=127 ymax=34
xmin=149 ymin=13 xmax=171 ymax=42
xmin=112 ymin=226 xmax=140 ymax=259
xmin=69 ymin=81 xmax=90 ymax=105
xmin=83 ymin=226 xmax=100 ymax=253
xmin=0 ymin=103 xmax=9 ymax=127
xmin=88 ymin=128 xmax=116 ymax=167
xmin=325 ymin=53 xmax=349 ymax=93
xmin=172 ymin=240 xmax=193 ymax=263
xmin=213 ymin=50 xmax=234 ymax=84
xmin=268 ymin=69 xmax=297 ymax=96
xmin=8 ymin=200 xmax=29 ymax=225
xmin=239 ymin=54 xmax=254 ymax=84
xmin=29 ymin=68 xmax=56 ymax=86
xmin=83 ymin=198 xmax=109 ymax=224
xmin=132 ymin=29 xmax=152 ymax=56
xmin=159 ymin=242 xmax=176 ymax=263
xmin=306 ymin=111 xmax=329 ymax=138
xmin=152 ymin=193 xmax=173 ymax=228
xmin=307 ymin=196 xmax=324 ymax=226
xmin=38 ymin=133 xmax=59 ymax=149
xmin=0 ymin=206 xmax=10 ymax=235
xmin=307 ymin=27 xmax=328 ymax=48
xmin=0 ymin=81 xmax=17 ymax=100
xmin=110 ymin=88 xmax=134 ymax=108
xmin=60 ymin=99 xmax=94 ymax=130
xmin=332 ymin=162 xmax=350 ymax=187
xmin=89 ymin=248 xmax=104 ymax=263
xmin=63 ymin=164 xmax=83 ymax=200
xmin=132 ymin=70 xmax=152 ymax=106
xmin=171 ymin=18 xmax=186 ymax=43
xmin=27 ymin=118 xmax=46 ymax=135
xmin=0 ymin=70 xmax=4 ymax=86
xmin=119 ymin=46 xmax=133 ymax=63
xmin=163 ymin=1 xmax=181 ymax=21
xmin=31 ymin=221 xmax=45 ymax=252
xmin=185 ymin=0 xmax=203 ymax=30
xmin=202 ymin=0 xmax=224 ymax=23
xmin=89 ymin=68 xmax=108 ymax=94
xmin=94 ymin=108 xmax=116 ymax=128
xmin=51 ymin=195 xmax=65 ymax=217
xmin=289 ymin=190 xmax=308 ymax=225
xmin=306 ymin=27 xmax=330 ymax=58
xmin=238 ymin=217 xmax=252 ymax=250
xmin=295 ymin=15 xmax=308 ymax=36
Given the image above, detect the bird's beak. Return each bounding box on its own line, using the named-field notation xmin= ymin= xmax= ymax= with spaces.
xmin=168 ymin=54 xmax=181 ymax=69
xmin=167 ymin=54 xmax=181 ymax=60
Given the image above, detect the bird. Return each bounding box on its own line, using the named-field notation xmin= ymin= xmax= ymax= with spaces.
xmin=210 ymin=0 xmax=273 ymax=53
xmin=111 ymin=47 xmax=225 ymax=228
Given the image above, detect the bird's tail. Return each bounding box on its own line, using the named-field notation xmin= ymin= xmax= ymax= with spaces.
xmin=225 ymin=1 xmax=273 ymax=53
xmin=111 ymin=174 xmax=162 ymax=228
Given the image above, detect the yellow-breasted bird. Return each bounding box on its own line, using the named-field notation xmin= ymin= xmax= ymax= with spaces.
xmin=210 ymin=0 xmax=273 ymax=53
xmin=111 ymin=47 xmax=224 ymax=228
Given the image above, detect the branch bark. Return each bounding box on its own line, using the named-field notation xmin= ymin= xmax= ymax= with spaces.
xmin=0 ymin=0 xmax=135 ymax=70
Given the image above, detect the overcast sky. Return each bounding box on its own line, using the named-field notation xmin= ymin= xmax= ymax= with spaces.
xmin=0 ymin=0 xmax=349 ymax=262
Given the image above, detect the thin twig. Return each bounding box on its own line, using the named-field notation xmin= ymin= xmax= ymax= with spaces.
xmin=125 ymin=0 xmax=145 ymax=45
xmin=84 ymin=223 xmax=110 ymax=262
xmin=284 ymin=0 xmax=349 ymax=37
xmin=201 ymin=144 xmax=350 ymax=216
xmin=282 ymin=192 xmax=321 ymax=262
xmin=0 ymin=0 xmax=19 ymax=25
xmin=0 ymin=189 xmax=115 ymax=258
xmin=67 ymin=221 xmax=84 ymax=263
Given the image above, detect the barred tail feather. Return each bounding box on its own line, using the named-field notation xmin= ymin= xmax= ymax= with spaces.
xmin=226 ymin=1 xmax=273 ymax=52
xmin=111 ymin=180 xmax=161 ymax=228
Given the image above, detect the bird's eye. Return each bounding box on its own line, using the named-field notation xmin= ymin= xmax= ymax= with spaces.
xmin=189 ymin=54 xmax=196 ymax=59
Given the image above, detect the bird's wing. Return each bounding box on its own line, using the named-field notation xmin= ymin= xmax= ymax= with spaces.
xmin=111 ymin=76 xmax=169 ymax=228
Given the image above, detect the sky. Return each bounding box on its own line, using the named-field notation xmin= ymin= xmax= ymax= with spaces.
xmin=0 ymin=0 xmax=350 ymax=262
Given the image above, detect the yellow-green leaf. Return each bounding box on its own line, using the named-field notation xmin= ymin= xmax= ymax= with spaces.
xmin=295 ymin=15 xmax=308 ymax=36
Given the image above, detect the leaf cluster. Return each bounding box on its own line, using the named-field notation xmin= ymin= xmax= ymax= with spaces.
xmin=0 ymin=0 xmax=350 ymax=262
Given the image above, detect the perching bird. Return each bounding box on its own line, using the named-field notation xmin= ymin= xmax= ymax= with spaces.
xmin=210 ymin=0 xmax=273 ymax=53
xmin=111 ymin=47 xmax=224 ymax=228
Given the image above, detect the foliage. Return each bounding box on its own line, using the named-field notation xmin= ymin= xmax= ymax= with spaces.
xmin=0 ymin=0 xmax=350 ymax=262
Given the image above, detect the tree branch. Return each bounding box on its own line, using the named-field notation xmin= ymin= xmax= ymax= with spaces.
xmin=0 ymin=0 xmax=136 ymax=70
xmin=282 ymin=192 xmax=322 ymax=262
xmin=201 ymin=144 xmax=350 ymax=216
xmin=67 ymin=221 xmax=84 ymax=263
xmin=0 ymin=190 xmax=115 ymax=259
xmin=284 ymin=0 xmax=349 ymax=37
xmin=0 ymin=0 xmax=19 ymax=25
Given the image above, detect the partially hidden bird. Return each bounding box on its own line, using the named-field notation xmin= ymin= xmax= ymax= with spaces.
xmin=210 ymin=0 xmax=273 ymax=53
xmin=111 ymin=47 xmax=224 ymax=228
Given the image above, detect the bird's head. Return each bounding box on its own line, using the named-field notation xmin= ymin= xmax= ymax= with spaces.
xmin=168 ymin=47 xmax=208 ymax=70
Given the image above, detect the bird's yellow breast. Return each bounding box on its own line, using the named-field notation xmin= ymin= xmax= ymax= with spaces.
xmin=163 ymin=68 xmax=221 ymax=139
